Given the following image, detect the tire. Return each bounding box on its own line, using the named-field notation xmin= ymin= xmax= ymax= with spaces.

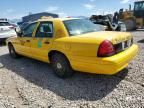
xmin=8 ymin=44 xmax=20 ymax=58
xmin=51 ymin=53 xmax=74 ymax=78
xmin=124 ymin=19 xmax=136 ymax=31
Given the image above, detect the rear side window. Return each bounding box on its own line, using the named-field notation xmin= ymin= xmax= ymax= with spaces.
xmin=23 ymin=23 xmax=37 ymax=37
xmin=0 ymin=22 xmax=11 ymax=26
xmin=36 ymin=22 xmax=53 ymax=38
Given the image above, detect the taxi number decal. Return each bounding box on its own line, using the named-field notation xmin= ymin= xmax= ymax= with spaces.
xmin=38 ymin=41 xmax=42 ymax=48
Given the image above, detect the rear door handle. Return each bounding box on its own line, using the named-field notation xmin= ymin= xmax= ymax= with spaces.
xmin=26 ymin=40 xmax=30 ymax=42
xmin=44 ymin=41 xmax=50 ymax=44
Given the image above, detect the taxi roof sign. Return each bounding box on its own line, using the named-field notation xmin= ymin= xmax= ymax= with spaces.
xmin=40 ymin=16 xmax=54 ymax=19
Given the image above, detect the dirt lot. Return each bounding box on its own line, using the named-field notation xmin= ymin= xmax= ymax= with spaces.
xmin=0 ymin=31 xmax=144 ymax=108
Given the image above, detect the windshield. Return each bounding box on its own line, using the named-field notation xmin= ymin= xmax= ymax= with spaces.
xmin=64 ymin=19 xmax=101 ymax=36
xmin=0 ymin=22 xmax=11 ymax=26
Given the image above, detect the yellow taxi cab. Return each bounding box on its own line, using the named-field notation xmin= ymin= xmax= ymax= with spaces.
xmin=6 ymin=17 xmax=138 ymax=78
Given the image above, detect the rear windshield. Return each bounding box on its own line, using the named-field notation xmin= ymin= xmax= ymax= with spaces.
xmin=63 ymin=19 xmax=101 ymax=36
xmin=0 ymin=22 xmax=11 ymax=26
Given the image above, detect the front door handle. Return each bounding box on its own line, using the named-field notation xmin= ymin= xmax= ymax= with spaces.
xmin=44 ymin=41 xmax=50 ymax=44
xmin=26 ymin=40 xmax=30 ymax=42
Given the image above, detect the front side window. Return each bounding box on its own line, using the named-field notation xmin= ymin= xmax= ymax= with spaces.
xmin=36 ymin=22 xmax=53 ymax=38
xmin=64 ymin=19 xmax=101 ymax=36
xmin=23 ymin=23 xmax=37 ymax=37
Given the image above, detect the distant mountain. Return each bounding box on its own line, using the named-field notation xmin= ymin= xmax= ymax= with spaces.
xmin=10 ymin=19 xmax=22 ymax=24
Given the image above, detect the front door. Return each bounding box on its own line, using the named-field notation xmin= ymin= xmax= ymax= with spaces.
xmin=19 ymin=23 xmax=37 ymax=56
xmin=31 ymin=21 xmax=54 ymax=62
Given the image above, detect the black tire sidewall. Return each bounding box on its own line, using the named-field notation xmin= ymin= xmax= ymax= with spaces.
xmin=51 ymin=54 xmax=73 ymax=78
xmin=8 ymin=44 xmax=18 ymax=58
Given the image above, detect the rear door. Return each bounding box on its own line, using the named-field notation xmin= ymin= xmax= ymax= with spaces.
xmin=31 ymin=21 xmax=54 ymax=62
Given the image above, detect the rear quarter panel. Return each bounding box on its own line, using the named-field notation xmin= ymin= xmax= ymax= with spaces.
xmin=51 ymin=37 xmax=100 ymax=61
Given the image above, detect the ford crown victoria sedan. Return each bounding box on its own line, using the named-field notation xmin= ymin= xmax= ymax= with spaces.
xmin=6 ymin=17 xmax=138 ymax=78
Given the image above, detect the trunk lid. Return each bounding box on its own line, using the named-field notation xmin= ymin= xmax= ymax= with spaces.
xmin=74 ymin=31 xmax=132 ymax=44
xmin=69 ymin=31 xmax=133 ymax=55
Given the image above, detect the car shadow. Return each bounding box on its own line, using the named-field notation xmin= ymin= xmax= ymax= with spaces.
xmin=138 ymin=39 xmax=144 ymax=43
xmin=0 ymin=54 xmax=128 ymax=101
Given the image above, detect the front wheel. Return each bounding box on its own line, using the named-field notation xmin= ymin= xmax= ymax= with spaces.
xmin=51 ymin=53 xmax=74 ymax=79
xmin=8 ymin=44 xmax=20 ymax=58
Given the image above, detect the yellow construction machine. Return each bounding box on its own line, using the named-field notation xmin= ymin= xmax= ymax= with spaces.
xmin=119 ymin=0 xmax=144 ymax=31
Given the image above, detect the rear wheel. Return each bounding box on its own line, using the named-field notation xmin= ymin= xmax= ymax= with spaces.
xmin=51 ymin=53 xmax=74 ymax=78
xmin=8 ymin=43 xmax=20 ymax=58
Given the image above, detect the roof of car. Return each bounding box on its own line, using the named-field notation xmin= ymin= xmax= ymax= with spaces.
xmin=37 ymin=17 xmax=80 ymax=22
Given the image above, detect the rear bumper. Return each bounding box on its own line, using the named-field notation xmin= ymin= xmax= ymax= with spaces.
xmin=70 ymin=44 xmax=138 ymax=75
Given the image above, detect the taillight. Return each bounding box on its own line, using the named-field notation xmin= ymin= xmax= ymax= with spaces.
xmin=98 ymin=40 xmax=115 ymax=57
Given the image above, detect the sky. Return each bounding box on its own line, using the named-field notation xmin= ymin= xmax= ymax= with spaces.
xmin=0 ymin=0 xmax=135 ymax=19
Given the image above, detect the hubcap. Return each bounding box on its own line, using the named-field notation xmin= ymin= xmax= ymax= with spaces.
xmin=56 ymin=63 xmax=62 ymax=69
xmin=10 ymin=48 xmax=14 ymax=54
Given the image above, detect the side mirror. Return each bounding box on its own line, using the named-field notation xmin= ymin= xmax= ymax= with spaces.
xmin=15 ymin=27 xmax=22 ymax=37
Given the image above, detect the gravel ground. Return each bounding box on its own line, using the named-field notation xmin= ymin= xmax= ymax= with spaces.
xmin=0 ymin=31 xmax=144 ymax=108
